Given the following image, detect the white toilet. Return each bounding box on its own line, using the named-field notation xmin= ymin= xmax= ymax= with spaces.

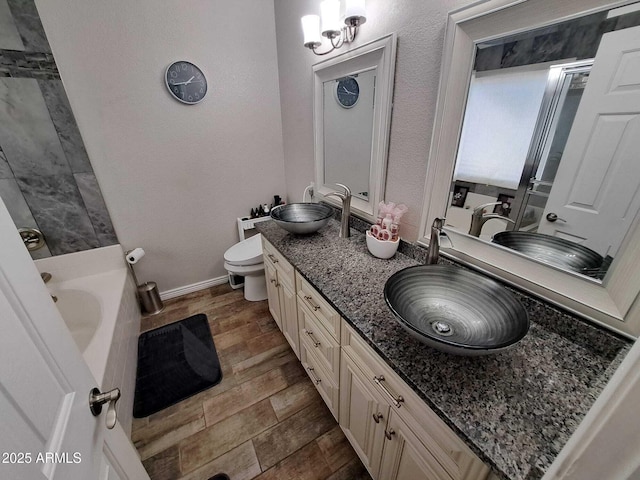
xmin=223 ymin=233 xmax=268 ymax=301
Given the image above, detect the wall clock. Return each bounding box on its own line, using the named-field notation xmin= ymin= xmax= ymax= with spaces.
xmin=335 ymin=76 xmax=360 ymax=108
xmin=165 ymin=61 xmax=207 ymax=105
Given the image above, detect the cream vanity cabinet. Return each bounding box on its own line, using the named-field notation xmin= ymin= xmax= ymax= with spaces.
xmin=296 ymin=271 xmax=342 ymax=420
xmin=340 ymin=322 xmax=490 ymax=480
xmin=262 ymin=238 xmax=299 ymax=358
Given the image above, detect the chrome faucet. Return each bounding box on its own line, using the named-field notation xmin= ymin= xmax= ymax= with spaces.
xmin=324 ymin=183 xmax=352 ymax=238
xmin=469 ymin=202 xmax=516 ymax=237
xmin=40 ymin=272 xmax=57 ymax=302
xmin=426 ymin=218 xmax=445 ymax=265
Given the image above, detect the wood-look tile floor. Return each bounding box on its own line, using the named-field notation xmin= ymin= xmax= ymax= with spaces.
xmin=132 ymin=284 xmax=372 ymax=480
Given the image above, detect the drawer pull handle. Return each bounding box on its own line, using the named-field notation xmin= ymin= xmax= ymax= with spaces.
xmin=267 ymin=253 xmax=279 ymax=263
xmin=308 ymin=367 xmax=322 ymax=385
xmin=305 ymin=329 xmax=321 ymax=347
xmin=372 ymin=412 xmax=384 ymax=424
xmin=304 ymin=295 xmax=321 ymax=311
xmin=384 ymin=428 xmax=395 ymax=440
xmin=373 ymin=375 xmax=404 ymax=408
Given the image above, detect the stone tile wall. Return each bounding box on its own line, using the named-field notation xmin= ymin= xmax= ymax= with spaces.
xmin=0 ymin=0 xmax=117 ymax=257
xmin=475 ymin=10 xmax=640 ymax=72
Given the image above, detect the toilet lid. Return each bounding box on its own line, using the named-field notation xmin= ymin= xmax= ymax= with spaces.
xmin=224 ymin=233 xmax=263 ymax=266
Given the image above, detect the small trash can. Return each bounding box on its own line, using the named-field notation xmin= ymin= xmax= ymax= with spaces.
xmin=137 ymin=281 xmax=164 ymax=315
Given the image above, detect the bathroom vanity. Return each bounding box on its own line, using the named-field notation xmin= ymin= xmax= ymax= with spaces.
xmin=257 ymin=218 xmax=630 ymax=480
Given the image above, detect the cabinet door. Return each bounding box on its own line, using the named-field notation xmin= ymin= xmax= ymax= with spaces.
xmin=340 ymin=351 xmax=388 ymax=479
xmin=265 ymin=260 xmax=282 ymax=330
xmin=280 ymin=283 xmax=299 ymax=358
xmin=379 ymin=411 xmax=453 ymax=480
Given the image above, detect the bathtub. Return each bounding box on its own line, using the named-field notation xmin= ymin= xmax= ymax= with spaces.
xmin=35 ymin=245 xmax=141 ymax=436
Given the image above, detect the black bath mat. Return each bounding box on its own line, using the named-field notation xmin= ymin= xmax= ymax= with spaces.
xmin=133 ymin=313 xmax=222 ymax=418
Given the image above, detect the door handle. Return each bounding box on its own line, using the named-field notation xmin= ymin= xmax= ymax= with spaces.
xmin=89 ymin=387 xmax=120 ymax=429
xmin=546 ymin=213 xmax=566 ymax=223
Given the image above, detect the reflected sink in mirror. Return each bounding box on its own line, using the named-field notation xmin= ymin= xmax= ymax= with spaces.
xmin=384 ymin=265 xmax=529 ymax=356
xmin=270 ymin=203 xmax=334 ymax=235
xmin=492 ymin=231 xmax=606 ymax=278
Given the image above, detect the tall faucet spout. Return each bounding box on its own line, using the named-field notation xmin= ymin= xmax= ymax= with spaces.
xmin=426 ymin=218 xmax=445 ymax=265
xmin=324 ymin=183 xmax=352 ymax=238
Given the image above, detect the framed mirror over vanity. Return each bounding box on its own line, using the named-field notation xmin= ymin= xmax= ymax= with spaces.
xmin=420 ymin=0 xmax=640 ymax=337
xmin=313 ymin=34 xmax=397 ymax=221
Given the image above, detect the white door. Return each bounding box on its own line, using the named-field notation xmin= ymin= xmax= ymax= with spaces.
xmin=0 ymin=199 xmax=148 ymax=480
xmin=539 ymin=25 xmax=640 ymax=257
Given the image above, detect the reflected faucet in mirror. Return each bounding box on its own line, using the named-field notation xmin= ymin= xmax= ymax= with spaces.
xmin=324 ymin=183 xmax=352 ymax=238
xmin=469 ymin=202 xmax=516 ymax=238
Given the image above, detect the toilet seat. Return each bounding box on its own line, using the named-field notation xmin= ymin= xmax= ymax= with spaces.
xmin=224 ymin=233 xmax=263 ymax=266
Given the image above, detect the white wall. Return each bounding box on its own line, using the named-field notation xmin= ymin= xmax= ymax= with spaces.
xmin=274 ymin=0 xmax=469 ymax=240
xmin=35 ymin=0 xmax=285 ymax=292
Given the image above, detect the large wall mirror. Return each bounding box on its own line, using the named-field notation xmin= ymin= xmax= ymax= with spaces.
xmin=313 ymin=34 xmax=397 ymax=221
xmin=420 ymin=0 xmax=640 ymax=337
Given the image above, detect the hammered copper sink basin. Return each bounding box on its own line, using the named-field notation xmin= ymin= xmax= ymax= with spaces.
xmin=384 ymin=265 xmax=529 ymax=355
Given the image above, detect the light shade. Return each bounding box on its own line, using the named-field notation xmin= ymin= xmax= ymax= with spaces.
xmin=301 ymin=15 xmax=322 ymax=48
xmin=320 ymin=0 xmax=341 ymax=38
xmin=345 ymin=0 xmax=366 ymax=25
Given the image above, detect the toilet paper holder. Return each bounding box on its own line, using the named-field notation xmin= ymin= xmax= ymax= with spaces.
xmin=125 ymin=248 xmax=164 ymax=316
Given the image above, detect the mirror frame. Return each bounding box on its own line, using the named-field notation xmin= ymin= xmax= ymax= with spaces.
xmin=419 ymin=0 xmax=640 ymax=338
xmin=313 ymin=34 xmax=397 ymax=222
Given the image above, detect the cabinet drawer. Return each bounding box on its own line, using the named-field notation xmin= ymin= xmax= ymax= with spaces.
xmin=262 ymin=238 xmax=295 ymax=291
xmin=299 ymin=302 xmax=340 ymax=384
xmin=296 ymin=272 xmax=341 ymax=341
xmin=342 ymin=321 xmax=489 ymax=480
xmin=300 ymin=342 xmax=339 ymax=421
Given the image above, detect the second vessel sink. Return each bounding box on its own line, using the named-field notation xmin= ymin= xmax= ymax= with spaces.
xmin=384 ymin=265 xmax=529 ymax=355
xmin=270 ymin=203 xmax=334 ymax=235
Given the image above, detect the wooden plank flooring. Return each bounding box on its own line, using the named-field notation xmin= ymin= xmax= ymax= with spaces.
xmin=132 ymin=284 xmax=372 ymax=480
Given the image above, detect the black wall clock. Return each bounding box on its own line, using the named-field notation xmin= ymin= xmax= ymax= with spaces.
xmin=335 ymin=76 xmax=360 ymax=108
xmin=165 ymin=61 xmax=207 ymax=105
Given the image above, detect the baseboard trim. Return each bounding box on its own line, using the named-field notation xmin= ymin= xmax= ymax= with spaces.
xmin=159 ymin=275 xmax=229 ymax=300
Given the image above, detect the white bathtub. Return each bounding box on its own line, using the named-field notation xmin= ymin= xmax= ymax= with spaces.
xmin=35 ymin=245 xmax=141 ymax=436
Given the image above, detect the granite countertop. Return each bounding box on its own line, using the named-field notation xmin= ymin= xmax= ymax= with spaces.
xmin=257 ymin=218 xmax=631 ymax=480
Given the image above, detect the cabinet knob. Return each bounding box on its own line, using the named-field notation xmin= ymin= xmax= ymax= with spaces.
xmin=372 ymin=412 xmax=384 ymax=424
xmin=384 ymin=428 xmax=395 ymax=440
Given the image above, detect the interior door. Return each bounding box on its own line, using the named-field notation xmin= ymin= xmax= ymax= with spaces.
xmin=539 ymin=25 xmax=640 ymax=257
xmin=0 ymin=199 xmax=148 ymax=480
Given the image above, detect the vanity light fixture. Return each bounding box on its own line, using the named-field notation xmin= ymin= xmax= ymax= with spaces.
xmin=301 ymin=0 xmax=366 ymax=56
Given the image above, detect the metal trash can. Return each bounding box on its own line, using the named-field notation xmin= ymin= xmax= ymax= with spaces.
xmin=137 ymin=281 xmax=164 ymax=315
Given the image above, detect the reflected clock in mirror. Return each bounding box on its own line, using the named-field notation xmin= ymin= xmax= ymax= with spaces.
xmin=323 ymin=70 xmax=375 ymax=200
xmin=443 ymin=7 xmax=640 ymax=281
xmin=335 ymin=76 xmax=360 ymax=108
xmin=313 ymin=34 xmax=397 ymax=221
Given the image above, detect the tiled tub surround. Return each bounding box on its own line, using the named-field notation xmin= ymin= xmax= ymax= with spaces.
xmin=0 ymin=0 xmax=117 ymax=258
xmin=256 ymin=219 xmax=630 ymax=480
